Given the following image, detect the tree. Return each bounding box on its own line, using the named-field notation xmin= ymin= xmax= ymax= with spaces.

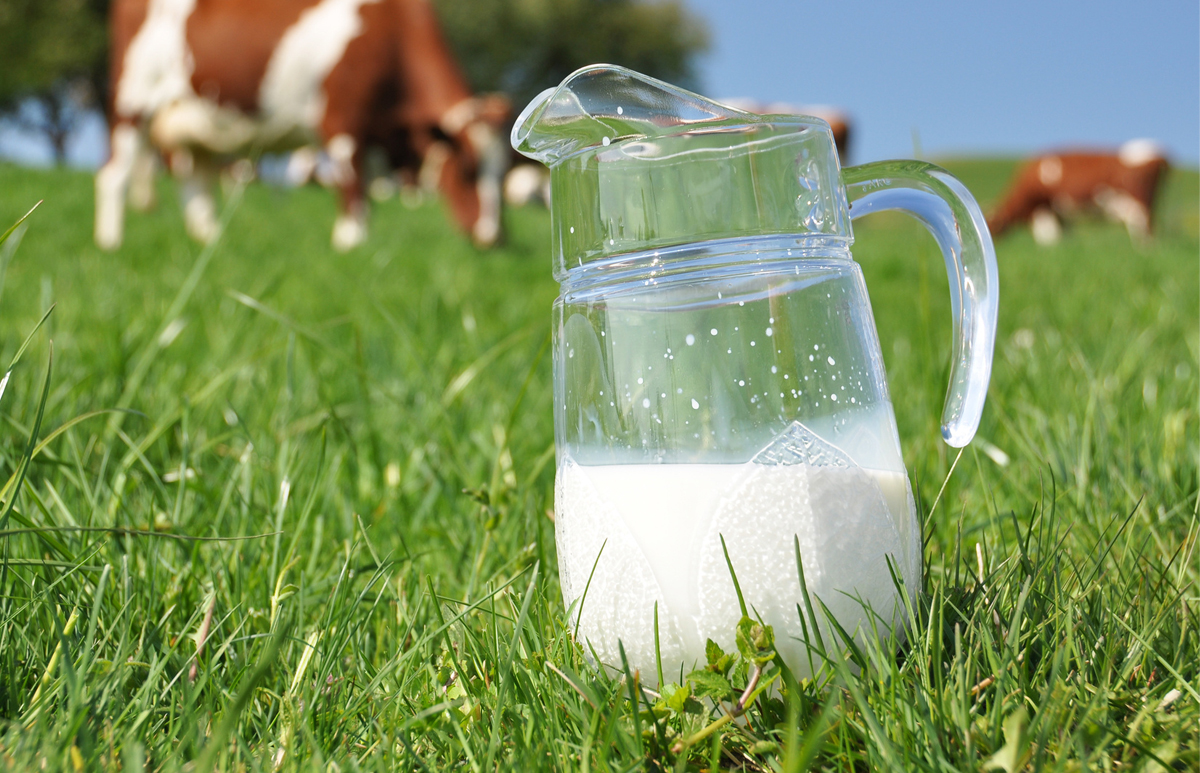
xmin=433 ymin=0 xmax=709 ymax=113
xmin=0 ymin=0 xmax=109 ymax=163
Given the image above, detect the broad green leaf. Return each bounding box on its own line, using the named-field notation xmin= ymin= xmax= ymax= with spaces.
xmin=705 ymin=638 xmax=724 ymax=666
xmin=686 ymin=668 xmax=733 ymax=700
xmin=984 ymin=708 xmax=1030 ymax=773
xmin=705 ymin=638 xmax=735 ymax=675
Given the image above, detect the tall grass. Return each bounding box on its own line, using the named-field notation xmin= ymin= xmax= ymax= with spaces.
xmin=0 ymin=159 xmax=1194 ymax=770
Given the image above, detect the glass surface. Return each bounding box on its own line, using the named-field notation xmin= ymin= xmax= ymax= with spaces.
xmin=513 ymin=65 xmax=850 ymax=274
xmin=555 ymin=237 xmax=900 ymax=468
xmin=513 ymin=64 xmax=998 ymax=683
xmin=515 ymin=64 xmax=997 ymax=446
xmin=553 ymin=235 xmax=921 ymax=679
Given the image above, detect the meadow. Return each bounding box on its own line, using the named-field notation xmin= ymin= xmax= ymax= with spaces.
xmin=0 ymin=157 xmax=1194 ymax=771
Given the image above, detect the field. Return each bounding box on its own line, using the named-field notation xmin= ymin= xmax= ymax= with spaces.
xmin=0 ymin=158 xmax=1194 ymax=771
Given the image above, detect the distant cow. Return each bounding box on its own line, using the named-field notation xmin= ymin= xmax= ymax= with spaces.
xmin=97 ymin=0 xmax=509 ymax=252
xmin=987 ymin=140 xmax=1169 ymax=245
xmin=719 ymin=98 xmax=852 ymax=161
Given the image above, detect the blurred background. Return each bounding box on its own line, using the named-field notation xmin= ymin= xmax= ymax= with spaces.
xmin=1 ymin=0 xmax=1196 ymax=168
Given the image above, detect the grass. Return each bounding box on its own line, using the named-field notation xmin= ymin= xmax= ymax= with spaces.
xmin=0 ymin=157 xmax=1194 ymax=771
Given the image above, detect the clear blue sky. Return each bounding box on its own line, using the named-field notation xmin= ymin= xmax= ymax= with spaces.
xmin=686 ymin=0 xmax=1199 ymax=165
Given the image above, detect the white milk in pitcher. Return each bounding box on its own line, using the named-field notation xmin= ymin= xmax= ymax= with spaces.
xmin=554 ymin=415 xmax=920 ymax=682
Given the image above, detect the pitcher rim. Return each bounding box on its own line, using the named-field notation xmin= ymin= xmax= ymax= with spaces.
xmin=557 ymin=233 xmax=856 ymax=295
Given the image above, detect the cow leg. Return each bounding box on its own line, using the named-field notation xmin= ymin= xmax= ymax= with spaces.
xmin=1030 ymin=207 xmax=1062 ymax=246
xmin=1098 ymin=191 xmax=1150 ymax=244
xmin=128 ymin=145 xmax=158 ymax=212
xmin=418 ymin=141 xmax=452 ymax=194
xmin=285 ymin=147 xmax=320 ymax=188
xmin=94 ymin=122 xmax=144 ymax=250
xmin=504 ymin=164 xmax=550 ymax=207
xmin=171 ymin=150 xmax=220 ymax=244
xmin=1120 ymin=201 xmax=1151 ymax=244
xmin=326 ymin=133 xmax=367 ymax=251
xmin=468 ymin=122 xmax=506 ymax=247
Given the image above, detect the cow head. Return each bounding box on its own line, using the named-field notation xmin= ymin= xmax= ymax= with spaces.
xmin=432 ymin=94 xmax=512 ymax=247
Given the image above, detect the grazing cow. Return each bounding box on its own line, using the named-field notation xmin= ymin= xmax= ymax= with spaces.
xmin=96 ymin=0 xmax=509 ymax=252
xmin=719 ymin=98 xmax=852 ymax=161
xmin=987 ymin=140 xmax=1169 ymax=246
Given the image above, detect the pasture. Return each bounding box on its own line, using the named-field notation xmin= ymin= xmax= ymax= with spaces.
xmin=0 ymin=159 xmax=1195 ymax=771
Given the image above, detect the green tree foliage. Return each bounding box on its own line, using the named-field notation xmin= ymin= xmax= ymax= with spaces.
xmin=434 ymin=0 xmax=709 ymax=111
xmin=0 ymin=0 xmax=109 ymax=163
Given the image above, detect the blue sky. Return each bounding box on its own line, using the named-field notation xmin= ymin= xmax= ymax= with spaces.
xmin=3 ymin=0 xmax=1197 ymax=168
xmin=687 ymin=0 xmax=1199 ymax=165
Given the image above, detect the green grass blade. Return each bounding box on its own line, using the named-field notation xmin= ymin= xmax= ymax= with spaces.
xmin=0 ymin=343 xmax=52 ymax=533
xmin=0 ymin=201 xmax=40 ymax=248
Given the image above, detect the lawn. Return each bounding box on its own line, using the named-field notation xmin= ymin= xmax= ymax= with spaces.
xmin=0 ymin=157 xmax=1194 ymax=771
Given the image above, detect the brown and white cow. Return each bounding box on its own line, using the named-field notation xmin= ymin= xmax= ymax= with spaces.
xmin=96 ymin=0 xmax=509 ymax=252
xmin=987 ymin=140 xmax=1169 ymax=246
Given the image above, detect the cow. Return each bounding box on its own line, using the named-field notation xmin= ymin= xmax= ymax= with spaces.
xmin=718 ymin=98 xmax=852 ymax=161
xmin=96 ymin=0 xmax=509 ymax=252
xmin=987 ymin=140 xmax=1169 ymax=246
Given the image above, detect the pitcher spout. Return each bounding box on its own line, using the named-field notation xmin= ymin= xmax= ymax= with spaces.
xmin=511 ymin=64 xmax=747 ymax=165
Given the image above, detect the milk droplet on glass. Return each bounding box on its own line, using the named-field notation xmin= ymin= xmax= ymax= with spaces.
xmin=685 ymin=334 xmax=695 ymax=345
xmin=691 ymin=398 xmax=700 ymax=409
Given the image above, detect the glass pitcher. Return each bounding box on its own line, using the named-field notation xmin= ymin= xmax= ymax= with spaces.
xmin=513 ymin=65 xmax=998 ymax=682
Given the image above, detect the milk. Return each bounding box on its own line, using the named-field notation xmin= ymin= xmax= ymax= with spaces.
xmin=554 ymin=421 xmax=920 ymax=682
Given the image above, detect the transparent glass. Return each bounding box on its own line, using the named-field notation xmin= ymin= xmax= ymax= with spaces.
xmin=515 ymin=65 xmax=998 ymax=681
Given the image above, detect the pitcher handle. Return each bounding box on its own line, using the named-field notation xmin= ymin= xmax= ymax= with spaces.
xmin=843 ymin=160 xmax=999 ymax=448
